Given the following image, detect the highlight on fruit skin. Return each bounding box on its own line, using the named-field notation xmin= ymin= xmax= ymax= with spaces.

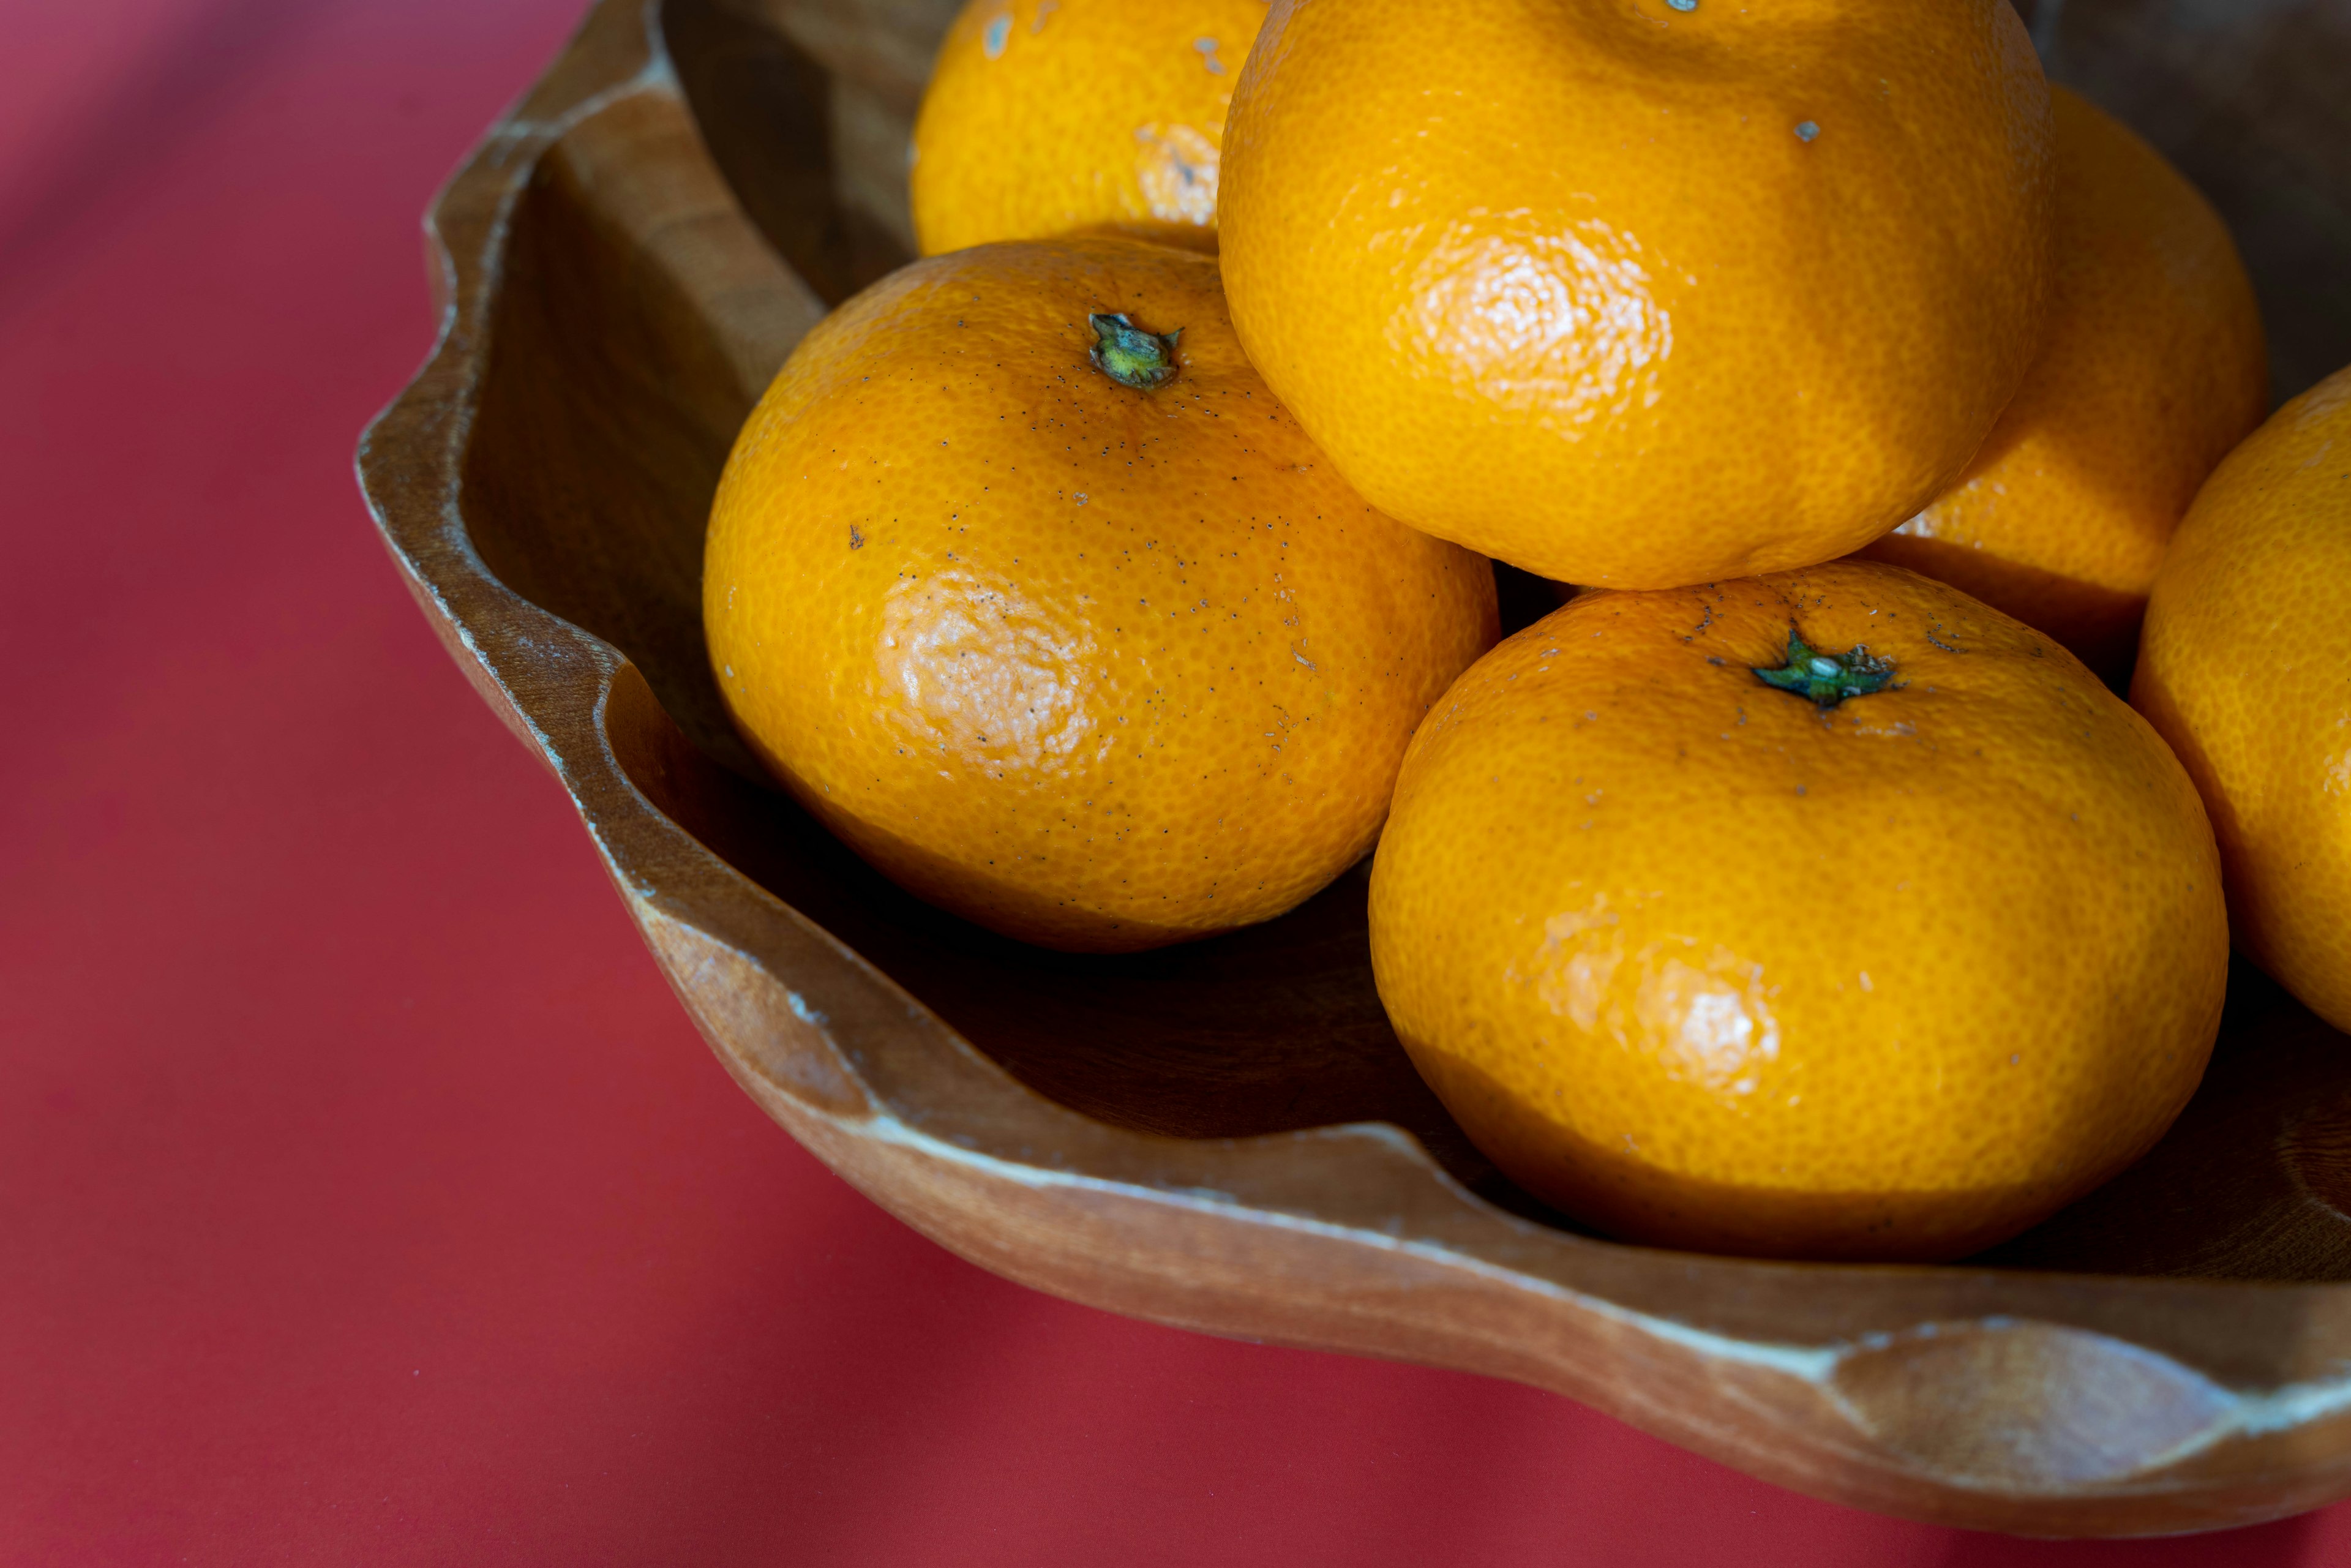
xmin=911 ymin=0 xmax=1271 ymax=256
xmin=1218 ymin=0 xmax=2057 ymax=592
xmin=1368 ymin=561 xmax=2228 ymax=1262
xmin=2132 ymin=362 xmax=2351 ymax=1033
xmin=703 ymin=233 xmax=1498 ymax=954
xmin=1860 ymin=86 xmax=2268 ymax=681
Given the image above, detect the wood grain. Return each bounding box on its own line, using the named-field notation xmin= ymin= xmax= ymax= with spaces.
xmin=358 ymin=0 xmax=2351 ymax=1534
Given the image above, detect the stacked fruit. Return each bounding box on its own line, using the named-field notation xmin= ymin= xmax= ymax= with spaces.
xmin=703 ymin=0 xmax=2347 ymax=1262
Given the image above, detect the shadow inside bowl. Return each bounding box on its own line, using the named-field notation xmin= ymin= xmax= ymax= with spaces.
xmin=452 ymin=0 xmax=2351 ymax=1283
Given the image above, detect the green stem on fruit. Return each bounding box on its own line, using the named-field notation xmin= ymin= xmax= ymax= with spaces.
xmin=1089 ymin=313 xmax=1182 ymax=390
xmin=1752 ymin=631 xmax=1897 ymax=708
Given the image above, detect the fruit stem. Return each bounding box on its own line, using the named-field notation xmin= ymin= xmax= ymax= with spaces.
xmin=1752 ymin=631 xmax=1897 ymax=707
xmin=1089 ymin=313 xmax=1182 ymax=390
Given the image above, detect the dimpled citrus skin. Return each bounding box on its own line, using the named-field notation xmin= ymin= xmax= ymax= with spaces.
xmin=1861 ymin=88 xmax=2268 ymax=681
xmin=705 ymin=236 xmax=1496 ymax=953
xmin=912 ymin=0 xmax=1269 ymax=256
xmin=2133 ymin=366 xmax=2351 ymax=1032
xmin=1369 ymin=561 xmax=2226 ymax=1261
xmin=1217 ymin=0 xmax=2055 ymax=591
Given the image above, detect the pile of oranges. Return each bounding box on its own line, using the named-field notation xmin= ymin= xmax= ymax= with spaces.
xmin=703 ymin=0 xmax=2348 ymax=1263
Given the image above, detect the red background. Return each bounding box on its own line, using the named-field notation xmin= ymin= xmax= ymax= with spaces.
xmin=0 ymin=2 xmax=2339 ymax=1562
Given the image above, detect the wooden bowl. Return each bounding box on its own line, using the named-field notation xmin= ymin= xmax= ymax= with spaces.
xmin=357 ymin=0 xmax=2351 ymax=1536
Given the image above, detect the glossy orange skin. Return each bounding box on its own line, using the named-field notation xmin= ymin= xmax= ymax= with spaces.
xmin=912 ymin=0 xmax=1270 ymax=255
xmin=705 ymin=236 xmax=1496 ymax=953
xmin=1370 ymin=561 xmax=2226 ymax=1261
xmin=2134 ymin=366 xmax=2351 ymax=1031
xmin=1862 ymin=88 xmax=2268 ymax=681
xmin=1218 ymin=0 xmax=2055 ymax=591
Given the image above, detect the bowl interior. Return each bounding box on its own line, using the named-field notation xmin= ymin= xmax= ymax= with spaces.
xmin=455 ymin=0 xmax=2351 ymax=1278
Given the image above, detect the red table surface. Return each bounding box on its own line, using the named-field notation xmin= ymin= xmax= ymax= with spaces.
xmin=0 ymin=2 xmax=2338 ymax=1562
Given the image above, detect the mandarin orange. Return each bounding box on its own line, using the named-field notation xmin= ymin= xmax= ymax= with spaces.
xmin=1861 ymin=87 xmax=2267 ymax=680
xmin=912 ymin=0 xmax=1269 ymax=256
xmin=1218 ymin=0 xmax=2056 ymax=590
xmin=2132 ymin=364 xmax=2351 ymax=1031
xmin=705 ymin=234 xmax=1496 ymax=953
xmin=1368 ymin=560 xmax=2225 ymax=1261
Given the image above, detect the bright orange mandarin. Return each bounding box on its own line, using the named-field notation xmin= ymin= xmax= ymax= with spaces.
xmin=705 ymin=235 xmax=1496 ymax=953
xmin=912 ymin=0 xmax=1269 ymax=255
xmin=2133 ymin=364 xmax=2351 ymax=1032
xmin=1861 ymin=88 xmax=2267 ymax=681
xmin=1218 ymin=0 xmax=2055 ymax=590
xmin=1370 ymin=561 xmax=2226 ymax=1261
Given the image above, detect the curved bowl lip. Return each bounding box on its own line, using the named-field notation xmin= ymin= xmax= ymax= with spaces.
xmin=353 ymin=0 xmax=2351 ymax=1532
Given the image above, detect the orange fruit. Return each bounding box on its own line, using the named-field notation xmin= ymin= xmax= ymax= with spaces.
xmin=2132 ymin=364 xmax=2351 ymax=1032
xmin=705 ymin=234 xmax=1497 ymax=953
xmin=1368 ymin=560 xmax=2227 ymax=1261
xmin=1860 ymin=87 xmax=2268 ymax=681
xmin=1217 ymin=0 xmax=2057 ymax=591
xmin=912 ymin=0 xmax=1269 ymax=256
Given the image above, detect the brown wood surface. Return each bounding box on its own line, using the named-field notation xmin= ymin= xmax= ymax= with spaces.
xmin=358 ymin=0 xmax=2351 ymax=1536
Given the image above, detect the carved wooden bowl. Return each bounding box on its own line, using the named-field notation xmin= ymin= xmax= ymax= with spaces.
xmin=358 ymin=0 xmax=2351 ymax=1536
